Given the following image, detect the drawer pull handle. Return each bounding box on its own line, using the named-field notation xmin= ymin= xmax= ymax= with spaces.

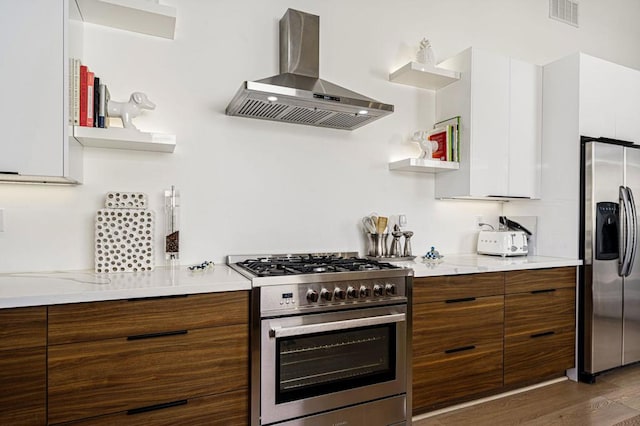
xmin=531 ymin=331 xmax=555 ymax=338
xmin=127 ymin=294 xmax=189 ymax=302
xmin=445 ymin=297 xmax=476 ymax=304
xmin=127 ymin=399 xmax=187 ymax=415
xmin=127 ymin=330 xmax=188 ymax=341
xmin=445 ymin=345 xmax=476 ymax=354
xmin=531 ymin=289 xmax=556 ymax=294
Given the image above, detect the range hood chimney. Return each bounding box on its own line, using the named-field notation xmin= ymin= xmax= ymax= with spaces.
xmin=225 ymin=9 xmax=394 ymax=131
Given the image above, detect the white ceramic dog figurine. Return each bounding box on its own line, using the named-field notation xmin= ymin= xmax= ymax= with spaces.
xmin=107 ymin=92 xmax=156 ymax=130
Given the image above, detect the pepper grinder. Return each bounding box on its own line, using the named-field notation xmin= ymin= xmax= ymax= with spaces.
xmin=389 ymin=230 xmax=403 ymax=257
xmin=403 ymin=231 xmax=414 ymax=257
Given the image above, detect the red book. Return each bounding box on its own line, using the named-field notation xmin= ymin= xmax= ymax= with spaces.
xmin=428 ymin=128 xmax=448 ymax=161
xmin=79 ymin=65 xmax=88 ymax=126
xmin=86 ymin=71 xmax=95 ymax=127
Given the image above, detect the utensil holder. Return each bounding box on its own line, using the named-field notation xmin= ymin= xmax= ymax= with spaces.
xmin=366 ymin=233 xmax=376 ymax=256
xmin=368 ymin=233 xmax=389 ymax=257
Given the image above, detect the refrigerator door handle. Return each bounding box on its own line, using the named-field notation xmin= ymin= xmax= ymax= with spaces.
xmin=626 ymin=186 xmax=637 ymax=276
xmin=619 ymin=186 xmax=634 ymax=277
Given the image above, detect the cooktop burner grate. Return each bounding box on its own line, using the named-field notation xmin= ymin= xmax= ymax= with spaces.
xmin=236 ymin=254 xmax=399 ymax=277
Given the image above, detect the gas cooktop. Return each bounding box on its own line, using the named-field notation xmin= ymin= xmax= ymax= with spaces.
xmin=228 ymin=252 xmax=411 ymax=286
xmin=232 ymin=252 xmax=399 ymax=277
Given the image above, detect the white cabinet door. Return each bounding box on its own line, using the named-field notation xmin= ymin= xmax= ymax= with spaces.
xmin=469 ymin=49 xmax=510 ymax=197
xmin=435 ymin=48 xmax=541 ymax=199
xmin=0 ymin=0 xmax=64 ymax=177
xmin=508 ymin=59 xmax=542 ymax=198
xmin=613 ymin=65 xmax=640 ymax=144
xmin=579 ymin=55 xmax=616 ymax=139
xmin=580 ymin=54 xmax=640 ymax=144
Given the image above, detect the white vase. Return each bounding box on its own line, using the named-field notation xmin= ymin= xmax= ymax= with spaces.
xmin=417 ymin=46 xmax=436 ymax=65
xmin=416 ymin=40 xmax=436 ymax=66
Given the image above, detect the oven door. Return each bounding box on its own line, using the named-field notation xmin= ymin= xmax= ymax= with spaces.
xmin=260 ymin=305 xmax=407 ymax=425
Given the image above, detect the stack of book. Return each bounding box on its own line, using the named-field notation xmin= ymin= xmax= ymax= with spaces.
xmin=427 ymin=116 xmax=460 ymax=162
xmin=69 ymin=58 xmax=110 ymax=128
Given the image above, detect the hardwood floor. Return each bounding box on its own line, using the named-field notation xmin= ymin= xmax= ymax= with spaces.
xmin=413 ymin=363 xmax=640 ymax=425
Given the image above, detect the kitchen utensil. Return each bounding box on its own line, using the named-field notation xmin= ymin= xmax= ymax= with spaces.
xmin=499 ymin=216 xmax=533 ymax=235
xmin=376 ymin=216 xmax=388 ymax=235
xmin=403 ymin=231 xmax=414 ymax=256
xmin=362 ymin=216 xmax=377 ymax=234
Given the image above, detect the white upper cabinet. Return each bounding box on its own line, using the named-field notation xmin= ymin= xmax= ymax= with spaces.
xmin=0 ymin=0 xmax=82 ymax=183
xmin=509 ymin=58 xmax=543 ymax=198
xmin=579 ymin=54 xmax=640 ymax=143
xmin=434 ymin=48 xmax=542 ymax=199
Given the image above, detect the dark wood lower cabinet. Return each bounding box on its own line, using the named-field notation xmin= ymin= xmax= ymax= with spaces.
xmin=412 ymin=267 xmax=577 ymax=415
xmin=504 ymin=326 xmax=575 ymax=386
xmin=48 ymin=325 xmax=248 ymax=424
xmin=0 ymin=346 xmax=46 ymax=425
xmin=0 ymin=306 xmax=47 ymax=425
xmin=56 ymin=389 xmax=248 ymax=425
xmin=47 ymin=291 xmax=250 ymax=425
xmin=413 ymin=342 xmax=503 ymax=411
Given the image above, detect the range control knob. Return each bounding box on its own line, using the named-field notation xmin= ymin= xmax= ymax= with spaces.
xmin=346 ymin=286 xmax=358 ymax=299
xmin=373 ymin=284 xmax=384 ymax=297
xmin=359 ymin=286 xmax=372 ymax=298
xmin=320 ymin=288 xmax=333 ymax=302
xmin=334 ymin=287 xmax=346 ymax=300
xmin=306 ymin=289 xmax=319 ymax=303
xmin=385 ymin=283 xmax=396 ymax=295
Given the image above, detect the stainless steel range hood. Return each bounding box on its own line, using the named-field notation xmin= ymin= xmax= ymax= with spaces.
xmin=225 ymin=9 xmax=394 ymax=131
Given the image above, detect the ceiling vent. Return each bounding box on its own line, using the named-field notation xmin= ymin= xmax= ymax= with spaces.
xmin=549 ymin=0 xmax=579 ymax=27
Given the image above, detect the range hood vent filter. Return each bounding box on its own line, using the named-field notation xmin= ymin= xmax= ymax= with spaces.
xmin=281 ymin=108 xmax=332 ymax=124
xmin=238 ymin=100 xmax=288 ymax=119
xmin=226 ymin=9 xmax=393 ymax=131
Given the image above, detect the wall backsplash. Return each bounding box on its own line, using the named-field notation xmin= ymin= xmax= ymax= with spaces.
xmin=0 ymin=0 xmax=639 ymax=272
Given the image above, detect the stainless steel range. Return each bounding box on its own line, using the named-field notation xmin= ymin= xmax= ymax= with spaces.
xmin=228 ymin=252 xmax=413 ymax=426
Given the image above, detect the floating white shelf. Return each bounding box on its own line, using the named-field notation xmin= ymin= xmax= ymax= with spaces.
xmin=389 ymin=62 xmax=460 ymax=90
xmin=388 ymin=158 xmax=459 ymax=173
xmin=73 ymin=126 xmax=176 ymax=153
xmin=75 ymin=0 xmax=176 ymax=39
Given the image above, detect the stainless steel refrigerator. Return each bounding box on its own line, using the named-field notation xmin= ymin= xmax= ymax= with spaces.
xmin=580 ymin=137 xmax=640 ymax=382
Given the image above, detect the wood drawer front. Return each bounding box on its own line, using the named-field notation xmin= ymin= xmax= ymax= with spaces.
xmin=413 ymin=272 xmax=505 ymax=303
xmin=49 ymin=291 xmax=249 ymax=344
xmin=55 ymin=389 xmax=249 ymax=426
xmin=413 ymin=296 xmax=504 ymax=355
xmin=505 ymin=267 xmax=575 ymax=294
xmin=505 ymin=287 xmax=575 ymax=337
xmin=0 ymin=347 xmax=46 ymax=425
xmin=48 ymin=324 xmax=248 ymax=424
xmin=413 ymin=342 xmax=503 ymax=413
xmin=0 ymin=306 xmax=46 ymax=350
xmin=504 ymin=326 xmax=575 ymax=386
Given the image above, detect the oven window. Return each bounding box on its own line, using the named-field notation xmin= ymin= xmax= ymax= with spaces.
xmin=276 ymin=324 xmax=396 ymax=403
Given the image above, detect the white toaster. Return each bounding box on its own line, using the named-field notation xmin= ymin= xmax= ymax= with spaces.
xmin=477 ymin=230 xmax=528 ymax=257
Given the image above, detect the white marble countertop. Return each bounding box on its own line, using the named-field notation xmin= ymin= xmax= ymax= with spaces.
xmin=0 ymin=254 xmax=581 ymax=309
xmin=388 ymin=254 xmax=581 ymax=277
xmin=0 ymin=264 xmax=251 ymax=309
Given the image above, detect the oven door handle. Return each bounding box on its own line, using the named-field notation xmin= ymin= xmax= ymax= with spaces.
xmin=270 ymin=313 xmax=406 ymax=338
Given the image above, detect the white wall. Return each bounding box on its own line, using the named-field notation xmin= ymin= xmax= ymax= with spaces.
xmin=1 ymin=0 xmax=639 ymax=273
